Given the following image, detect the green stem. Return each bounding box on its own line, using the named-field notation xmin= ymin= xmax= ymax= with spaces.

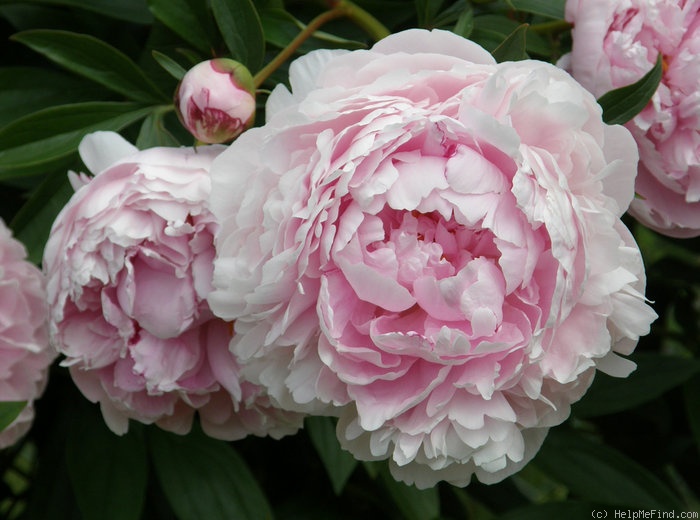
xmin=253 ymin=0 xmax=390 ymax=88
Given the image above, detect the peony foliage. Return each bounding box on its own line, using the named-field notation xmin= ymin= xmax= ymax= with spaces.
xmin=0 ymin=0 xmax=699 ymax=519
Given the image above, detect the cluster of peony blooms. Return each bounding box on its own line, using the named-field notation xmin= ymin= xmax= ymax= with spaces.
xmin=8 ymin=15 xmax=688 ymax=487
xmin=561 ymin=0 xmax=700 ymax=237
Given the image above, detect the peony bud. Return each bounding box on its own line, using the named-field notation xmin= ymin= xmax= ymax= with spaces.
xmin=175 ymin=58 xmax=256 ymax=144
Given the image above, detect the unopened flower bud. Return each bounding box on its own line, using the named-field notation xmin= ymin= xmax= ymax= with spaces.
xmin=175 ymin=58 xmax=256 ymax=144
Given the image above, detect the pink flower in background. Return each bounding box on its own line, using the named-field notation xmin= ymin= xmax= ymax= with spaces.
xmin=561 ymin=0 xmax=700 ymax=237
xmin=0 ymin=219 xmax=54 ymax=448
xmin=43 ymin=131 xmax=302 ymax=440
xmin=208 ymin=29 xmax=657 ymax=488
xmin=175 ymin=58 xmax=256 ymax=144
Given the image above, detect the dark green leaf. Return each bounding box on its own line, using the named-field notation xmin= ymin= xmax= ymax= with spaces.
xmin=500 ymin=501 xmax=606 ymax=520
xmin=535 ymin=429 xmax=682 ymax=509
xmin=147 ymin=0 xmax=217 ymax=54
xmin=0 ymin=67 xmax=108 ymax=128
xmin=10 ymin=169 xmax=76 ymax=264
xmin=506 ymin=0 xmax=566 ymax=19
xmin=492 ymin=23 xmax=529 ymax=62
xmin=380 ymin=466 xmax=440 ymax=520
xmin=0 ymin=401 xmax=26 ymax=432
xmin=0 ymin=101 xmax=150 ymax=149
xmin=136 ymin=110 xmax=182 ymax=149
xmin=453 ymin=6 xmax=474 ymax=38
xmin=260 ymin=8 xmax=365 ymax=51
xmin=470 ymin=15 xmax=549 ymax=56
xmin=0 ymin=0 xmax=153 ymax=23
xmin=573 ymin=353 xmax=700 ymax=418
xmin=415 ymin=0 xmax=444 ymax=27
xmin=66 ymin=407 xmax=148 ymax=520
xmin=0 ymin=104 xmax=154 ymax=179
xmin=305 ymin=416 xmax=358 ymax=495
xmin=151 ymin=50 xmax=187 ymax=81
xmin=11 ymin=30 xmax=167 ymax=103
xmin=149 ymin=426 xmax=274 ymax=520
xmin=211 ymin=0 xmax=265 ymax=72
xmin=599 ymin=54 xmax=663 ymax=125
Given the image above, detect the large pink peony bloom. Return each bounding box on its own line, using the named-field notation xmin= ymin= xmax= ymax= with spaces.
xmin=561 ymin=0 xmax=700 ymax=237
xmin=208 ymin=29 xmax=657 ymax=487
xmin=44 ymin=131 xmax=302 ymax=440
xmin=0 ymin=219 xmax=54 ymax=448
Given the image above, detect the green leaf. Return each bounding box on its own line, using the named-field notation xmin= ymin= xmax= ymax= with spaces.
xmin=0 ymin=401 xmax=26 ymax=432
xmin=0 ymin=0 xmax=153 ymax=23
xmin=415 ymin=0 xmax=444 ymax=27
xmin=260 ymin=8 xmax=365 ymax=51
xmin=0 ymin=105 xmax=154 ymax=180
xmin=66 ymin=407 xmax=148 ymax=520
xmin=535 ymin=429 xmax=682 ymax=509
xmin=11 ymin=30 xmax=167 ymax=103
xmin=136 ymin=110 xmax=182 ymax=149
xmin=305 ymin=416 xmax=358 ymax=495
xmin=149 ymin=426 xmax=274 ymax=520
xmin=573 ymin=353 xmax=700 ymax=418
xmin=11 ymin=169 xmax=76 ymax=264
xmin=0 ymin=67 xmax=108 ymax=128
xmin=470 ymin=15 xmax=549 ymax=56
xmin=151 ymin=50 xmax=187 ymax=81
xmin=380 ymin=466 xmax=440 ymax=520
xmin=453 ymin=6 xmax=474 ymax=38
xmin=211 ymin=0 xmax=265 ymax=72
xmin=506 ymin=0 xmax=566 ymax=19
xmin=147 ymin=0 xmax=217 ymax=54
xmin=491 ymin=23 xmax=529 ymax=62
xmin=599 ymin=54 xmax=663 ymax=125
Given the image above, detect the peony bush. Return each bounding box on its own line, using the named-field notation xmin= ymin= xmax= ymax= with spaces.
xmin=2 ymin=1 xmax=698 ymax=516
xmin=207 ymin=29 xmax=657 ymax=488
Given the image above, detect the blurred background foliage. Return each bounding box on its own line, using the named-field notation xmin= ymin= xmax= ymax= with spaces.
xmin=0 ymin=0 xmax=698 ymax=518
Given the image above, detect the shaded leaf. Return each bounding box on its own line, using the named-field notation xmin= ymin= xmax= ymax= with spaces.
xmin=492 ymin=23 xmax=529 ymax=62
xmin=470 ymin=15 xmax=549 ymax=56
xmin=415 ymin=0 xmax=444 ymax=27
xmin=0 ymin=67 xmax=107 ymax=128
xmin=306 ymin=416 xmax=358 ymax=496
xmin=535 ymin=429 xmax=682 ymax=509
xmin=599 ymin=54 xmax=663 ymax=125
xmin=66 ymin=406 xmax=148 ymax=520
xmin=147 ymin=0 xmax=217 ymax=54
xmin=211 ymin=0 xmax=265 ymax=72
xmin=151 ymin=50 xmax=187 ymax=81
xmin=506 ymin=0 xmax=566 ymax=19
xmin=136 ymin=110 xmax=182 ymax=149
xmin=0 ymin=0 xmax=153 ymax=23
xmin=0 ymin=104 xmax=154 ymax=179
xmin=149 ymin=426 xmax=273 ymax=520
xmin=573 ymin=353 xmax=700 ymax=418
xmin=0 ymin=401 xmax=26 ymax=432
xmin=380 ymin=466 xmax=440 ymax=520
xmin=11 ymin=168 xmax=76 ymax=264
xmin=453 ymin=6 xmax=474 ymax=38
xmin=11 ymin=30 xmax=167 ymax=103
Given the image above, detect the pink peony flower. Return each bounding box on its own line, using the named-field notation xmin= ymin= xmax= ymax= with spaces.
xmin=561 ymin=0 xmax=700 ymax=237
xmin=208 ymin=29 xmax=657 ymax=487
xmin=43 ymin=131 xmax=302 ymax=440
xmin=175 ymin=58 xmax=256 ymax=144
xmin=0 ymin=219 xmax=54 ymax=448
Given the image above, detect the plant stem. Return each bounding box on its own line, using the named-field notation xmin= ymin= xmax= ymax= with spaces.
xmin=253 ymin=0 xmax=390 ymax=88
